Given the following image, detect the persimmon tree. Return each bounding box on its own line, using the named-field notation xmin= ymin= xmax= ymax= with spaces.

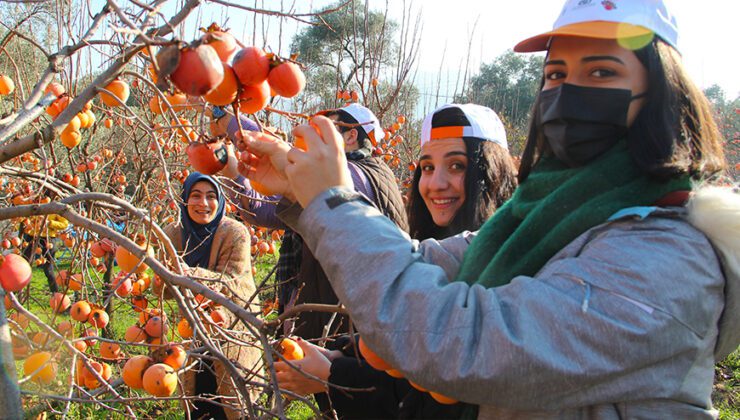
xmin=0 ymin=0 xmax=407 ymax=418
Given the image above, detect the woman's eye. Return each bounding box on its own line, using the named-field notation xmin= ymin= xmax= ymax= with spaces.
xmin=591 ymin=68 xmax=616 ymax=78
xmin=545 ymin=71 xmax=564 ymax=80
xmin=420 ymin=164 xmax=433 ymax=172
xmin=450 ymin=162 xmax=466 ymax=171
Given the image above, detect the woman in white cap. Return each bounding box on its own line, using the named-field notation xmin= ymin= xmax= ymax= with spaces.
xmin=272 ymin=104 xmax=517 ymax=418
xmin=243 ymin=0 xmax=738 ymax=417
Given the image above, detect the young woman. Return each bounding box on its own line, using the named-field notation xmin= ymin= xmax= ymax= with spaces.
xmin=163 ymin=172 xmax=260 ymax=420
xmin=242 ymin=0 xmax=738 ymax=418
xmin=274 ymin=104 xmax=517 ymax=418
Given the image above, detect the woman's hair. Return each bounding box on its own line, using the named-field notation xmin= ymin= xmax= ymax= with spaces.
xmin=407 ymin=107 xmax=518 ymax=240
xmin=518 ymin=39 xmax=727 ymax=182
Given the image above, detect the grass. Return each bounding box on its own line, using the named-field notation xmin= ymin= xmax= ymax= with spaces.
xmin=10 ymin=253 xmax=738 ymax=419
xmin=12 ymin=250 xmax=316 ymax=419
xmin=714 ymin=350 xmax=740 ymax=420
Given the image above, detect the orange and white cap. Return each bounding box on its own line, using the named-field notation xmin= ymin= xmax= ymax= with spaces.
xmin=514 ymin=0 xmax=679 ymax=53
xmin=420 ymin=104 xmax=507 ymax=150
xmin=318 ymin=103 xmax=384 ymax=146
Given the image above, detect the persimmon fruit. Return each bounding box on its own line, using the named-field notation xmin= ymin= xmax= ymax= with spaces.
xmin=60 ymin=127 xmax=81 ymax=149
xmin=278 ymin=337 xmax=304 ymax=361
xmin=144 ymin=316 xmax=166 ymax=338
xmin=268 ymin=61 xmax=305 ymax=98
xmin=186 ymin=140 xmax=229 ymax=175
xmin=88 ymin=309 xmax=109 ymax=328
xmin=50 ymin=292 xmax=71 ymax=313
xmin=116 ymin=277 xmax=133 ymax=297
xmin=142 ymin=363 xmax=178 ymax=397
xmin=232 ymin=46 xmax=270 ymax=86
xmin=44 ymin=82 xmax=65 ymax=98
xmin=204 ymin=24 xmax=238 ymax=61
xmin=0 ymin=253 xmax=32 ymax=292
xmin=162 ymin=344 xmax=187 ymax=370
xmin=204 ymin=62 xmax=238 ymax=106
xmin=115 ymin=243 xmax=153 ymax=274
xmin=122 ymin=355 xmax=153 ymax=389
xmin=23 ymin=351 xmax=55 ymax=384
xmin=177 ymin=318 xmax=193 ymax=339
xmin=237 ymin=80 xmax=270 ymax=114
xmin=358 ymin=337 xmax=392 ymax=371
xmin=124 ymin=325 xmax=147 ymax=343
xmin=170 ymin=45 xmax=224 ymax=96
xmin=100 ymin=342 xmax=122 ymax=360
xmin=100 ymin=79 xmax=130 ymax=107
xmin=0 ymin=75 xmax=15 ymax=95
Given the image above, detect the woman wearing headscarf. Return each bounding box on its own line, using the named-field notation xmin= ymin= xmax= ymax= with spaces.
xmin=163 ymin=172 xmax=260 ymax=420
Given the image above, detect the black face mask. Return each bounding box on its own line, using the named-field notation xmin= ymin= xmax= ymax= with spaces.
xmin=538 ymin=83 xmax=646 ymax=167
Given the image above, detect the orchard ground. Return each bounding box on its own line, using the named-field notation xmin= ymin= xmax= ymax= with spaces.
xmin=13 ymin=246 xmax=738 ymax=419
xmin=16 ymin=248 xmax=314 ymax=419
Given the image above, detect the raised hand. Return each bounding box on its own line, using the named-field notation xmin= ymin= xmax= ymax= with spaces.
xmin=284 ymin=116 xmax=353 ymax=208
xmin=239 ymin=130 xmax=293 ymax=198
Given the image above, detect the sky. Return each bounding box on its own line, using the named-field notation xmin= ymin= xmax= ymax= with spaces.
xmin=182 ymin=0 xmax=739 ymax=116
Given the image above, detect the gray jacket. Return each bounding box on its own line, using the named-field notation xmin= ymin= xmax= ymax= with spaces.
xmin=278 ymin=187 xmax=736 ymax=419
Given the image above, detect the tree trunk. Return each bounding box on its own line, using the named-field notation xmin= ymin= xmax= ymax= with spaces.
xmin=0 ymin=290 xmax=24 ymax=419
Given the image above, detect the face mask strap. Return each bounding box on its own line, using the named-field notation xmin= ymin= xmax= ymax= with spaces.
xmin=631 ymin=91 xmax=648 ymax=101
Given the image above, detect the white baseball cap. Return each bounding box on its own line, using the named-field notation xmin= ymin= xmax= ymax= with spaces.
xmin=319 ymin=103 xmax=384 ymax=146
xmin=514 ymin=0 xmax=679 ymax=53
xmin=420 ymin=104 xmax=508 ymax=150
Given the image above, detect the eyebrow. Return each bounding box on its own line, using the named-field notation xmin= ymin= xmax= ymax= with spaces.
xmin=544 ymin=56 xmax=625 ymax=66
xmin=190 ymin=187 xmax=216 ymax=195
xmin=544 ymin=59 xmax=565 ymax=66
xmin=419 ymin=151 xmax=467 ymax=161
xmin=582 ymin=55 xmax=625 ymax=65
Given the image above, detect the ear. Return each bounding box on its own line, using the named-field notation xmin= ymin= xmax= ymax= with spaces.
xmin=347 ymin=128 xmax=359 ymax=143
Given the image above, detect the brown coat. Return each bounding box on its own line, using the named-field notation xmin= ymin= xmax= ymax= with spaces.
xmin=164 ymin=216 xmax=261 ymax=419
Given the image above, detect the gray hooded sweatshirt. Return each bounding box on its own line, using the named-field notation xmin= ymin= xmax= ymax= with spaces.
xmin=277 ymin=186 xmax=739 ymax=419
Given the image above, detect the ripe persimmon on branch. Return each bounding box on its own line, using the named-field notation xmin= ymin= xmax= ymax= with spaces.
xmin=0 ymin=0 xmax=425 ymax=417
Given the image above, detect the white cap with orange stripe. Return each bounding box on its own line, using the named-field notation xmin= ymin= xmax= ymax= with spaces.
xmin=420 ymin=104 xmax=508 ymax=150
xmin=514 ymin=0 xmax=679 ymax=53
xmin=317 ymin=103 xmax=384 ymax=146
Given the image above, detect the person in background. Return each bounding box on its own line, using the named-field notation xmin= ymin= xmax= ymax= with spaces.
xmin=21 ymin=191 xmax=69 ymax=293
xmin=213 ymin=104 xmax=408 ymax=343
xmin=163 ymin=172 xmax=260 ymax=420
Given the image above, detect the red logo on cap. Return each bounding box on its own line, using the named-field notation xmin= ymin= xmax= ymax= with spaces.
xmin=601 ymin=0 xmax=616 ymax=10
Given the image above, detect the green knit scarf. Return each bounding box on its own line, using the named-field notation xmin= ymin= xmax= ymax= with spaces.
xmin=457 ymin=140 xmax=691 ymax=288
xmin=456 ymin=141 xmax=690 ymax=419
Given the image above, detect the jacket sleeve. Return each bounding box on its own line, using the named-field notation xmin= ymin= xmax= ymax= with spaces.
xmin=286 ymin=187 xmax=724 ymax=410
xmin=223 ymin=175 xmax=285 ymax=229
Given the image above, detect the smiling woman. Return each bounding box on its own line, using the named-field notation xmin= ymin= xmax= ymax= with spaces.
xmin=408 ymin=104 xmax=518 ymax=240
xmin=163 ymin=172 xmax=260 ymax=419
xmin=186 ymin=180 xmax=220 ymax=225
